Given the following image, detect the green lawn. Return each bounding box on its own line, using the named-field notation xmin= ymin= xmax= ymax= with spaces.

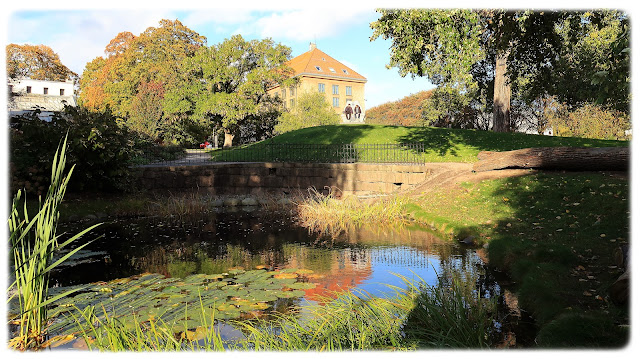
xmin=407 ymin=171 xmax=630 ymax=347
xmin=223 ymin=125 xmax=628 ymax=163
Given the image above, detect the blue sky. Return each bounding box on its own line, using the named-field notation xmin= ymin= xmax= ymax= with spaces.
xmin=4 ymin=5 xmax=437 ymax=108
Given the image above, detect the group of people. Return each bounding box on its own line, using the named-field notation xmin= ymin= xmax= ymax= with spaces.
xmin=344 ymin=104 xmax=362 ymax=120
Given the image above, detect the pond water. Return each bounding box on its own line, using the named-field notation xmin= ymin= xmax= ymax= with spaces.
xmin=53 ymin=209 xmax=497 ymax=300
xmin=41 ymin=207 xmax=507 ymax=346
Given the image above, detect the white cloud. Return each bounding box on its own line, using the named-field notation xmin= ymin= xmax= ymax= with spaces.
xmin=249 ymin=9 xmax=371 ymax=41
xmin=181 ymin=9 xmax=255 ymax=28
xmin=8 ymin=10 xmax=175 ymax=74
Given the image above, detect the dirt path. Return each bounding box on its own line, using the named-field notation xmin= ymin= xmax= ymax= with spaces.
xmin=409 ymin=162 xmax=533 ymax=195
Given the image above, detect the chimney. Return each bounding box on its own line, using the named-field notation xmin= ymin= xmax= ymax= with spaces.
xmin=309 ymin=42 xmax=317 ymax=51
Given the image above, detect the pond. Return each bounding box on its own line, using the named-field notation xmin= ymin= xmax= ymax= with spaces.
xmin=38 ymin=207 xmax=506 ymax=346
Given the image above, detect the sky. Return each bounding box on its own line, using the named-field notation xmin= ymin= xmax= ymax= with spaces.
xmin=3 ymin=3 xmax=439 ymax=109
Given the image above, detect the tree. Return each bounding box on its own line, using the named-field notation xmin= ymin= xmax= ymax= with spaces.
xmin=164 ymin=34 xmax=295 ymax=147
xmin=370 ymin=10 xmax=630 ymax=132
xmin=6 ymin=44 xmax=77 ymax=81
xmin=275 ymin=92 xmax=341 ymax=133
xmin=78 ymin=20 xmax=206 ymax=143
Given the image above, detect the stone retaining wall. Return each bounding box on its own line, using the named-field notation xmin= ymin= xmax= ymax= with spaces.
xmin=134 ymin=162 xmax=430 ymax=196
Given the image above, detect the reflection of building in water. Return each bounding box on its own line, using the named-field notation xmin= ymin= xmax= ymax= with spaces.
xmin=285 ymin=247 xmax=373 ymax=302
xmin=369 ymin=246 xmax=433 ymax=268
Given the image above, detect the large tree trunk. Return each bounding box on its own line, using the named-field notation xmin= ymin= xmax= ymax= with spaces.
xmin=223 ymin=131 xmax=235 ymax=148
xmin=473 ymin=147 xmax=629 ymax=172
xmin=493 ymin=50 xmax=511 ymax=132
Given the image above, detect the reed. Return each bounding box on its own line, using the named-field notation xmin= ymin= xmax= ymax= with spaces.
xmin=8 ymin=136 xmax=100 ymax=350
xmin=71 ymin=295 xmax=226 ymax=351
xmin=296 ymin=188 xmax=409 ymax=236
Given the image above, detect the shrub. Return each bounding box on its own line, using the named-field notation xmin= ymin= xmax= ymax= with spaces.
xmin=10 ymin=106 xmax=142 ymax=193
xmin=547 ymin=103 xmax=630 ymax=140
xmin=275 ymin=92 xmax=340 ymax=134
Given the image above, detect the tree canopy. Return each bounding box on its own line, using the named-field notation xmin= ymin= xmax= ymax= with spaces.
xmin=79 ymin=19 xmax=207 ymax=143
xmin=370 ymin=9 xmax=630 ymax=133
xmin=164 ymin=34 xmax=295 ymax=147
xmin=6 ymin=44 xmax=77 ymax=81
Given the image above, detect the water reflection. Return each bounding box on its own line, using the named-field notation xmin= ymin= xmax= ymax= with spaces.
xmin=54 ymin=210 xmax=496 ymax=302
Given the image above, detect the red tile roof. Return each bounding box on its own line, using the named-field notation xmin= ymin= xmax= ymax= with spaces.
xmin=287 ymin=46 xmax=367 ymax=82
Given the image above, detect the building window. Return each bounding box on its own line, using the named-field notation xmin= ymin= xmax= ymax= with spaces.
xmin=332 ymin=97 xmax=339 ymax=107
xmin=332 ymin=85 xmax=339 ymax=95
xmin=346 ymin=86 xmax=352 ymax=96
xmin=342 ymin=69 xmax=349 ymax=74
xmin=281 ymin=89 xmax=286 ymax=98
xmin=60 ymin=89 xmax=65 ymax=96
xmin=44 ymin=87 xmax=49 ymax=95
xmin=26 ymin=86 xmax=32 ymax=94
xmin=289 ymin=87 xmax=295 ymax=96
xmin=290 ymin=99 xmax=295 ymax=108
xmin=315 ymin=66 xmax=322 ymax=71
xmin=329 ymin=67 xmax=336 ymax=73
xmin=318 ymin=83 xmax=325 ymax=93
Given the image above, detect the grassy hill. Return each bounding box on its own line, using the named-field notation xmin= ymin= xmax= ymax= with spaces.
xmin=256 ymin=124 xmax=628 ymax=163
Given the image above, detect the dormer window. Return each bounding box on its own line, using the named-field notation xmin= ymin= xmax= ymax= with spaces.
xmin=322 ymin=57 xmax=326 ymax=61
xmin=329 ymin=67 xmax=336 ymax=73
xmin=315 ymin=66 xmax=322 ymax=71
xmin=342 ymin=69 xmax=349 ymax=74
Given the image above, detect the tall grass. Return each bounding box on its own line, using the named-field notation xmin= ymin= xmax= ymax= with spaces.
xmin=69 ymin=274 xmax=499 ymax=351
xmin=70 ymin=294 xmax=227 ymax=351
xmin=8 ymin=136 xmax=100 ymax=350
xmin=296 ymin=189 xmax=409 ymax=236
xmin=236 ymin=275 xmax=498 ymax=350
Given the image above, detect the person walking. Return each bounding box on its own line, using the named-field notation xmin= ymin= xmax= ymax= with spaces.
xmin=344 ymin=104 xmax=353 ymax=120
xmin=354 ymin=105 xmax=362 ymax=119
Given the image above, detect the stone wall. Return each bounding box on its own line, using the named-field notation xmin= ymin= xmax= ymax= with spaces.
xmin=134 ymin=162 xmax=430 ymax=196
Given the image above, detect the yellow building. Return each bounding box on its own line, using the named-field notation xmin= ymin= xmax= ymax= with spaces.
xmin=268 ymin=43 xmax=367 ymax=123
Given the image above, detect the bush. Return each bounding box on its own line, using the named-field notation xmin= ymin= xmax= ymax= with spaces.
xmin=10 ymin=106 xmax=143 ymax=193
xmin=275 ymin=92 xmax=340 ymax=134
xmin=548 ymin=103 xmax=630 ymax=140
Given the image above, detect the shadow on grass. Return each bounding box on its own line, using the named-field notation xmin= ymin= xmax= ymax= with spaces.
xmin=455 ymin=171 xmax=630 ymax=347
xmin=396 ymin=126 xmax=629 ymax=158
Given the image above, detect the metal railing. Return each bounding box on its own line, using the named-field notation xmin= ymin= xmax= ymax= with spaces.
xmin=135 ymin=143 xmax=426 ymax=166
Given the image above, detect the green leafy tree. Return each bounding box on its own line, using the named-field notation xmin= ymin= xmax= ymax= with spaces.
xmin=275 ymin=92 xmax=341 ymax=134
xmin=165 ymin=35 xmax=295 ymax=147
xmin=370 ymin=9 xmax=630 ymax=132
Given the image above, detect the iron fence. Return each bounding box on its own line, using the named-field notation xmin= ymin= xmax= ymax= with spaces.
xmin=134 ymin=143 xmax=426 ymax=166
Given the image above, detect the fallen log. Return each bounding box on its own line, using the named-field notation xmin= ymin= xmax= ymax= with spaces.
xmin=473 ymin=147 xmax=629 ymax=172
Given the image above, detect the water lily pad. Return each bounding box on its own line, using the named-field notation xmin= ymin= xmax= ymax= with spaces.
xmin=286 ymin=282 xmax=316 ymax=290
xmin=273 ymin=273 xmax=297 ymax=279
xmin=279 ymin=268 xmax=299 ymax=273
xmin=295 ymin=269 xmax=314 ymax=275
xmin=276 ymin=290 xmax=306 ymax=298
xmin=227 ymin=267 xmax=245 ymax=275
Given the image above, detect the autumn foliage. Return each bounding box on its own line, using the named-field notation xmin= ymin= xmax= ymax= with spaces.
xmin=78 ymin=20 xmax=206 ymax=143
xmin=6 ymin=44 xmax=77 ymax=81
xmin=365 ymin=90 xmax=433 ymax=126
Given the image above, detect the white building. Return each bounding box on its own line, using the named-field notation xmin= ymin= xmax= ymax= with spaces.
xmin=8 ymin=78 xmax=77 ymax=121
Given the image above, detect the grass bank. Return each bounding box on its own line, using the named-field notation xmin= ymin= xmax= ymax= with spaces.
xmin=406 ymin=171 xmax=629 ymax=347
xmin=223 ymin=124 xmax=627 ymax=163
